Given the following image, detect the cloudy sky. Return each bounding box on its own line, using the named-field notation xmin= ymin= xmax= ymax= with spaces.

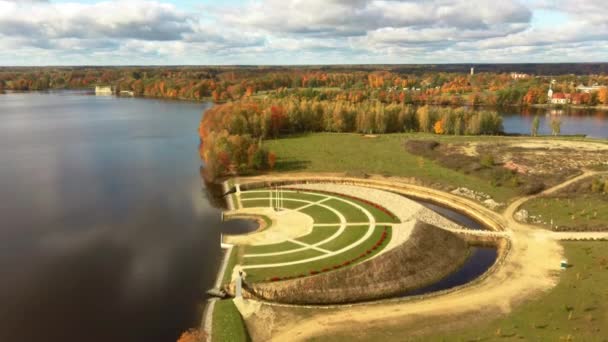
xmin=0 ymin=0 xmax=606 ymax=65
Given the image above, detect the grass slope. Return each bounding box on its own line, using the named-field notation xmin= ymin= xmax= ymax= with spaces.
xmin=212 ymin=300 xmax=250 ymax=342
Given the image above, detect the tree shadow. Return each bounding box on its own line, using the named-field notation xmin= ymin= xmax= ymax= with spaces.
xmin=275 ymin=159 xmax=311 ymax=172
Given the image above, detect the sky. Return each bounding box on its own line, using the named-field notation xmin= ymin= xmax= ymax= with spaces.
xmin=0 ymin=0 xmax=606 ymax=66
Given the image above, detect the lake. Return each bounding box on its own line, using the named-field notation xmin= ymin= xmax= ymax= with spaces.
xmin=0 ymin=91 xmax=225 ymax=342
xmin=500 ymin=106 xmax=608 ymax=138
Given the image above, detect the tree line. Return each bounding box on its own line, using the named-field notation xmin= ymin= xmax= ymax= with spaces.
xmin=3 ymin=66 xmax=607 ymax=107
xmin=198 ymin=97 xmax=504 ymax=179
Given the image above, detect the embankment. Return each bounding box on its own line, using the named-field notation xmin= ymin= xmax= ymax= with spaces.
xmin=233 ymin=222 xmax=470 ymax=304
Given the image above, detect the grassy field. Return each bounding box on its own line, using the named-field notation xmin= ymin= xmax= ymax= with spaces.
xmin=313 ymin=241 xmax=608 ymax=341
xmin=211 ymin=300 xmax=250 ymax=342
xmin=523 ymin=195 xmax=608 ymax=231
xmin=264 ymin=133 xmax=519 ymax=203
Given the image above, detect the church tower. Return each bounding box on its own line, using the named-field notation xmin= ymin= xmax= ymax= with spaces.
xmin=547 ymin=83 xmax=553 ymax=100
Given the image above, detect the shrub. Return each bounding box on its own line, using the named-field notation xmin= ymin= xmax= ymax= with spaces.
xmin=404 ymin=139 xmax=439 ymax=157
xmin=310 ymin=270 xmax=319 ymax=275
xmin=591 ymin=178 xmax=603 ymax=193
xmin=480 ymin=154 xmax=495 ymax=168
xmin=520 ymin=182 xmax=545 ymax=195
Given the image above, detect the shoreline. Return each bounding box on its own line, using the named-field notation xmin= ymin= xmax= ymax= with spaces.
xmin=200 ymin=180 xmax=236 ymax=340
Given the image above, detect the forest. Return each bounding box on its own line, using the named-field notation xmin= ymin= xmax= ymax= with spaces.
xmin=3 ymin=65 xmax=607 ymax=180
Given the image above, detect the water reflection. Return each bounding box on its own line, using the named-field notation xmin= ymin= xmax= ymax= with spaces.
xmin=500 ymin=106 xmax=608 ymax=138
xmin=0 ymin=92 xmax=223 ymax=342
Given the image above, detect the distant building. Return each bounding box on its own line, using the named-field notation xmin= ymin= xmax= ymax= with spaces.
xmin=510 ymin=72 xmax=530 ymax=80
xmin=470 ymin=67 xmax=475 ymax=75
xmin=119 ymin=90 xmax=134 ymax=97
xmin=576 ymin=84 xmax=606 ymax=93
xmin=551 ymin=93 xmax=571 ymax=105
xmin=95 ymin=86 xmax=113 ymax=96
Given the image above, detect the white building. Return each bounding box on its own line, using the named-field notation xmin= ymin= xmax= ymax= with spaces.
xmin=576 ymin=84 xmax=606 ymax=93
xmin=95 ymin=86 xmax=113 ymax=96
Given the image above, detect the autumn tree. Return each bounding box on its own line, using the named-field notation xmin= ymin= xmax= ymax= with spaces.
xmin=433 ymin=119 xmax=445 ymax=134
xmin=599 ymin=87 xmax=608 ymax=105
xmin=269 ymin=105 xmax=286 ymax=138
xmin=176 ymin=328 xmax=206 ymax=342
xmin=268 ymin=152 xmax=276 ymax=169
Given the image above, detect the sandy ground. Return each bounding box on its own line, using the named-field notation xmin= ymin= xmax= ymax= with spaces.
xmin=223 ymin=208 xmax=314 ymax=245
xmin=228 ymin=173 xmax=578 ymax=341
xmin=511 ymin=139 xmax=608 ymax=151
xmin=460 ymin=139 xmax=608 ymax=158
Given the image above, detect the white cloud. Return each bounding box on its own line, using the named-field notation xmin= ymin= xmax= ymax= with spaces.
xmin=0 ymin=0 xmax=606 ymax=65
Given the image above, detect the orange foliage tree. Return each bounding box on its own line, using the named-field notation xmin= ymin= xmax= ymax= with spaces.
xmin=599 ymin=87 xmax=608 ymax=105
xmin=433 ymin=119 xmax=445 ymax=134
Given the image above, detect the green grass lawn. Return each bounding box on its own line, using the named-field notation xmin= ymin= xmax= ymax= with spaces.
xmin=299 ymin=204 xmax=341 ymax=224
xmin=240 ymin=191 xmax=271 ymax=199
xmin=322 ymin=199 xmax=369 ymax=222
xmin=264 ymin=133 xmax=520 ymax=204
xmin=240 ymin=199 xmax=271 ymax=208
xmin=244 ymin=240 xmax=302 ymax=255
xmin=296 ymin=226 xmax=341 ymax=244
xmin=244 ymin=248 xmax=324 ymax=265
xmin=244 ymin=226 xmax=391 ymax=282
xmin=522 ymin=195 xmax=608 ymax=231
xmin=241 ymin=190 xmax=327 ymax=203
xmin=222 ymin=247 xmax=239 ymax=286
xmin=318 ymin=225 xmax=369 ymax=252
xmin=241 ymin=198 xmax=308 ymax=209
xmin=212 ymin=300 xmax=250 ymax=342
xmin=313 ymin=241 xmax=608 ymax=342
xmin=422 ymin=241 xmax=608 ymax=341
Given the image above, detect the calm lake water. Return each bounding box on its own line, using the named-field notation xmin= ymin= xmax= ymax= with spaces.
xmin=0 ymin=91 xmax=227 ymax=342
xmin=499 ymin=107 xmax=608 ymax=138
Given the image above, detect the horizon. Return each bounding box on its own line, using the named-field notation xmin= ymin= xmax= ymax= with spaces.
xmin=1 ymin=0 xmax=607 ymax=66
